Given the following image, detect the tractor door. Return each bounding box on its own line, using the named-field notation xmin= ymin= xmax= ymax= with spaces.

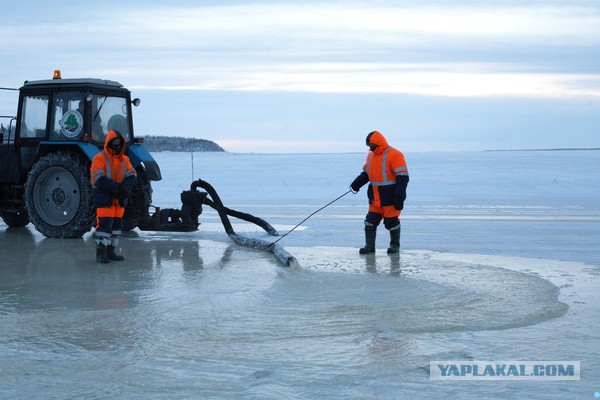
xmin=16 ymin=93 xmax=50 ymax=171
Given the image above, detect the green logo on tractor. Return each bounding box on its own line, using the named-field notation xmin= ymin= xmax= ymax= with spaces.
xmin=59 ymin=110 xmax=83 ymax=138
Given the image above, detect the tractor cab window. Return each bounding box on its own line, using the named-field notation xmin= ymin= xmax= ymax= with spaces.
xmin=20 ymin=95 xmax=49 ymax=139
xmin=50 ymin=91 xmax=85 ymax=140
xmin=90 ymin=94 xmax=131 ymax=144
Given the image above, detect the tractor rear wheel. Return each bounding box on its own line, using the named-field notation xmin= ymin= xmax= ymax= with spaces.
xmin=24 ymin=152 xmax=95 ymax=238
xmin=0 ymin=209 xmax=30 ymax=227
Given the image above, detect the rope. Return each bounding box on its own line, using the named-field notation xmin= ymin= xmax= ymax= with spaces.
xmin=269 ymin=190 xmax=352 ymax=246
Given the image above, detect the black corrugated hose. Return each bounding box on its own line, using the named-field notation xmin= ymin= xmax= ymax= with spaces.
xmin=191 ymin=179 xmax=297 ymax=266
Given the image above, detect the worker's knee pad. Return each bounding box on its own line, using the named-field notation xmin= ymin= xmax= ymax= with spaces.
xmin=383 ymin=217 xmax=400 ymax=231
xmin=365 ymin=211 xmax=382 ymax=227
xmin=112 ymin=217 xmax=123 ymax=236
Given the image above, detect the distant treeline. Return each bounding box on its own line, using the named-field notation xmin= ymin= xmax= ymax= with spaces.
xmin=142 ymin=135 xmax=225 ymax=152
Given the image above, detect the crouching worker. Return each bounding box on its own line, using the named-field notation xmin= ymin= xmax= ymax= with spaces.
xmin=90 ymin=130 xmax=137 ymax=263
xmin=350 ymin=131 xmax=409 ymax=255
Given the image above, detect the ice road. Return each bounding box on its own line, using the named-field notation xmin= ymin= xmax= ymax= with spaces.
xmin=1 ymin=150 xmax=599 ymax=399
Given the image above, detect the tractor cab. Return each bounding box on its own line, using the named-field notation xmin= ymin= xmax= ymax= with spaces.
xmin=16 ymin=73 xmax=135 ymax=169
xmin=0 ymin=71 xmax=160 ymax=237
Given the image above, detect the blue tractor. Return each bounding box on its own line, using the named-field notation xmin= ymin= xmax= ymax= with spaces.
xmin=0 ymin=71 xmax=161 ymax=237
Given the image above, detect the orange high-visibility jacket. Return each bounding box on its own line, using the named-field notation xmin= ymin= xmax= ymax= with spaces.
xmin=90 ymin=130 xmax=137 ymax=208
xmin=362 ymin=131 xmax=408 ymax=207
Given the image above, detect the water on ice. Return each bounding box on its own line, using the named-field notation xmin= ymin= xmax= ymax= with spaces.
xmin=1 ymin=150 xmax=599 ymax=399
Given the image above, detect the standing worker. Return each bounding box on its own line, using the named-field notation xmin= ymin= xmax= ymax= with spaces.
xmin=350 ymin=131 xmax=409 ymax=254
xmin=90 ymin=130 xmax=137 ymax=263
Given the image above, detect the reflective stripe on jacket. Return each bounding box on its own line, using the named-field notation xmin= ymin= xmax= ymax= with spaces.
xmin=363 ymin=131 xmax=408 ymax=207
xmin=90 ymin=130 xmax=137 ymax=208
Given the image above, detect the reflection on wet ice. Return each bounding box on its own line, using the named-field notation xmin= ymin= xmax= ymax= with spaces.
xmin=0 ymin=228 xmax=262 ymax=314
xmin=363 ymin=253 xmax=401 ymax=276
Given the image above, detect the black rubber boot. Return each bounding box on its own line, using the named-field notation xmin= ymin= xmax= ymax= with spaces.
xmin=96 ymin=243 xmax=110 ymax=264
xmin=359 ymin=227 xmax=377 ymax=255
xmin=107 ymin=245 xmax=125 ymax=261
xmin=387 ymin=228 xmax=400 ymax=254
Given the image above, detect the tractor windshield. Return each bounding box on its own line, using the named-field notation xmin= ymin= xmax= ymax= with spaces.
xmin=90 ymin=94 xmax=131 ymax=144
xmin=50 ymin=91 xmax=85 ymax=140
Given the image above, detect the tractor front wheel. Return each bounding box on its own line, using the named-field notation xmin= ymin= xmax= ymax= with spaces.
xmin=24 ymin=152 xmax=95 ymax=238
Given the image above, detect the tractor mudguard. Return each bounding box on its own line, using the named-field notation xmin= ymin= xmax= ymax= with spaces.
xmin=77 ymin=142 xmax=101 ymax=160
xmin=37 ymin=142 xmax=101 ymax=162
xmin=126 ymin=144 xmax=162 ymax=181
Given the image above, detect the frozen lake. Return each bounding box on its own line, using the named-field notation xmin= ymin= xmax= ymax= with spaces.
xmin=1 ymin=150 xmax=599 ymax=398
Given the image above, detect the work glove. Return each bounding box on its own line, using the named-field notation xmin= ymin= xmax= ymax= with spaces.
xmin=393 ymin=196 xmax=404 ymax=211
xmin=118 ymin=197 xmax=129 ymax=208
xmin=350 ymin=172 xmax=369 ymax=193
xmin=116 ymin=185 xmax=130 ymax=200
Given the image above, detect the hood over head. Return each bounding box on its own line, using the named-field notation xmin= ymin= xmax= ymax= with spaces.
xmin=366 ymin=130 xmax=389 ymax=154
xmin=104 ymin=130 xmax=126 ymax=157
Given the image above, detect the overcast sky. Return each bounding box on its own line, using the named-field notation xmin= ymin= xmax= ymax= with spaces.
xmin=1 ymin=0 xmax=599 ymax=152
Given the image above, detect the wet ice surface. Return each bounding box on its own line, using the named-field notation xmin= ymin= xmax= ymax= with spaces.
xmin=1 ymin=151 xmax=600 ymax=399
